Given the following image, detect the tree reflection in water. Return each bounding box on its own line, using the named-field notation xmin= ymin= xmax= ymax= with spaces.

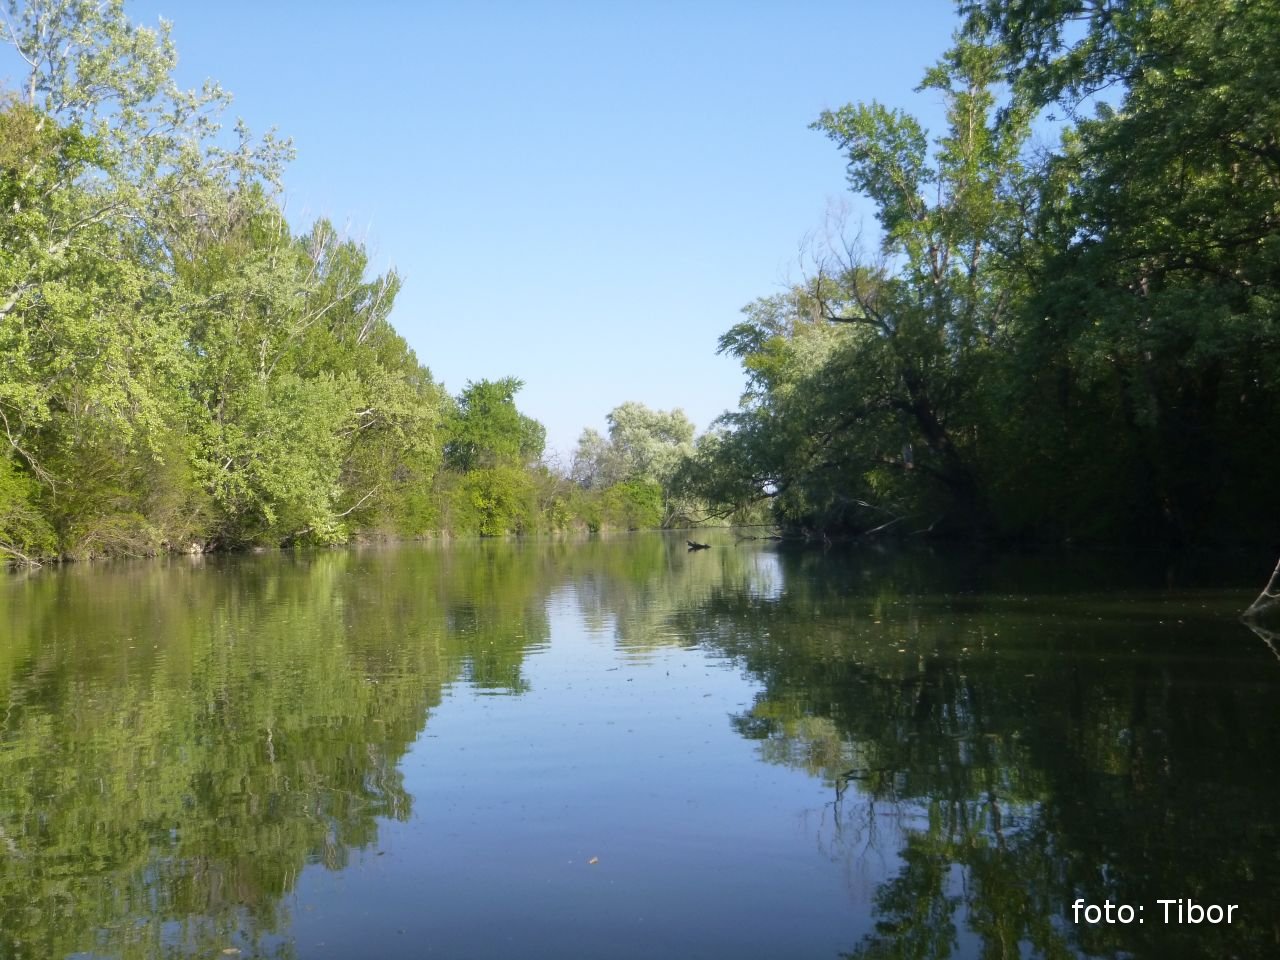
xmin=1 ymin=539 xmax=1276 ymax=959
xmin=689 ymin=547 xmax=1280 ymax=959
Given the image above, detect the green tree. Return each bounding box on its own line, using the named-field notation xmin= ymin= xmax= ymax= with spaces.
xmin=603 ymin=402 xmax=695 ymax=490
xmin=570 ymin=427 xmax=612 ymax=489
xmin=175 ymin=206 xmax=442 ymax=546
xmin=436 ymin=379 xmax=547 ymax=536
xmin=964 ymin=0 xmax=1280 ymax=542
xmin=0 ymin=0 xmax=288 ymax=559
xmin=444 ymin=377 xmax=545 ymax=473
xmin=570 ymin=402 xmax=699 ymax=527
xmin=699 ymin=41 xmax=1031 ymax=535
xmin=1 ymin=2 xmax=448 ymax=558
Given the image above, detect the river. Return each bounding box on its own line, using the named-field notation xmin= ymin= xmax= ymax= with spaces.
xmin=1 ymin=534 xmax=1277 ymax=959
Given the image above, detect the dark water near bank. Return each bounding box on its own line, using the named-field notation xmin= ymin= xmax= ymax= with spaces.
xmin=1 ymin=535 xmax=1277 ymax=960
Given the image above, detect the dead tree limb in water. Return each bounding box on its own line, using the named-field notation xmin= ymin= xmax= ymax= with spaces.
xmin=1242 ymin=621 xmax=1280 ymax=663
xmin=1243 ymin=555 xmax=1280 ymax=621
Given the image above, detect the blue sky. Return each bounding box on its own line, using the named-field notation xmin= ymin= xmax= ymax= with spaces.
xmin=9 ymin=0 xmax=961 ymax=456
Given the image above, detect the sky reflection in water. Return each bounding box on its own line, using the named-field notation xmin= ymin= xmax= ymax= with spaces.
xmin=1 ymin=535 xmax=1277 ymax=959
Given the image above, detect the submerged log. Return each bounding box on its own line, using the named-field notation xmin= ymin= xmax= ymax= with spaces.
xmin=687 ymin=540 xmax=711 ymax=551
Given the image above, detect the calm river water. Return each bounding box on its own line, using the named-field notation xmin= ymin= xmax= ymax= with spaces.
xmin=1 ymin=534 xmax=1277 ymax=959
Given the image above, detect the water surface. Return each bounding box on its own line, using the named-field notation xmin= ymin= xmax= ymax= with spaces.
xmin=1 ymin=535 xmax=1277 ymax=959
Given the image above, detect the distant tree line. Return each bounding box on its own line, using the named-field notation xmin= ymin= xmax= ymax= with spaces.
xmin=682 ymin=0 xmax=1280 ymax=546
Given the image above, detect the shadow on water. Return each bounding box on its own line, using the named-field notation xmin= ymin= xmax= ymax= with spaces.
xmin=0 ymin=536 xmax=1276 ymax=958
xmin=684 ymin=544 xmax=1280 ymax=959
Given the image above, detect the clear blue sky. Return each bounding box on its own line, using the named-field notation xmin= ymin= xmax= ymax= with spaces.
xmin=18 ymin=1 xmax=962 ymax=456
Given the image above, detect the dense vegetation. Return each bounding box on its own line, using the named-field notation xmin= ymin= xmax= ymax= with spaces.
xmin=3 ymin=0 xmax=1277 ymax=561
xmin=686 ymin=0 xmax=1280 ymax=546
xmin=0 ymin=1 xmax=707 ymax=563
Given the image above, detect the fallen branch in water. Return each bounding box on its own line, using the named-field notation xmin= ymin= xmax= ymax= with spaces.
xmin=1242 ymin=554 xmax=1280 ymax=621
xmin=0 ymin=542 xmax=42 ymax=568
xmin=1241 ymin=620 xmax=1280 ymax=663
xmin=862 ymin=516 xmax=905 ymax=537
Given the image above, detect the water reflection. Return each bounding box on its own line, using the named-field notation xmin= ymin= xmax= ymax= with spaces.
xmin=1 ymin=537 xmax=1277 ymax=959
xmin=691 ymin=547 xmax=1280 ymax=959
xmin=0 ymin=545 xmax=550 ymax=959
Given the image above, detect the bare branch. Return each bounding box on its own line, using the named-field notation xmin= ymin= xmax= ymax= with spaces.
xmin=1243 ymin=555 xmax=1280 ymax=621
xmin=0 ymin=406 xmax=57 ymax=488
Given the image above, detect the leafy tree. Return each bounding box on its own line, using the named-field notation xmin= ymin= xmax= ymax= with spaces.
xmin=444 ymin=377 xmax=545 ymax=473
xmin=0 ymin=1 xmax=282 ymax=558
xmin=0 ymin=0 xmax=287 ymax=473
xmin=570 ymin=427 xmax=612 ymax=489
xmin=435 ymin=379 xmax=548 ymax=536
xmin=699 ymin=41 xmax=1031 ymax=535
xmin=603 ymin=402 xmax=695 ymax=489
xmin=0 ymin=454 xmax=55 ymax=561
xmin=175 ymin=205 xmax=442 ymax=545
xmin=0 ymin=1 xmax=449 ymax=558
xmin=570 ymin=402 xmax=698 ymax=527
xmin=453 ymin=465 xmax=538 ymax=536
xmin=601 ymin=478 xmax=664 ymax=530
xmin=964 ymin=0 xmax=1280 ymax=542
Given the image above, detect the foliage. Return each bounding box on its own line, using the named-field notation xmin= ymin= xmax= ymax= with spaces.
xmin=444 ymin=378 xmax=544 ymax=473
xmin=432 ymin=379 xmax=554 ymax=536
xmin=964 ymin=0 xmax=1280 ymax=542
xmin=0 ymin=454 xmax=56 ymax=561
xmin=0 ymin=1 xmax=542 ymax=559
xmin=451 ymin=465 xmax=538 ymax=537
xmin=9 ymin=0 xmax=1276 ymax=552
xmin=570 ymin=401 xmax=703 ymax=528
xmin=693 ymin=3 xmax=1280 ymax=546
xmin=600 ymin=478 xmax=664 ymax=530
xmin=693 ymin=40 xmax=1032 ymax=535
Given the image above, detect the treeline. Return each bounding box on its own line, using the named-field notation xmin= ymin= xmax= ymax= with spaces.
xmin=0 ymin=2 xmax=707 ymax=563
xmin=682 ymin=0 xmax=1280 ymax=546
xmin=7 ymin=0 xmax=1275 ymax=561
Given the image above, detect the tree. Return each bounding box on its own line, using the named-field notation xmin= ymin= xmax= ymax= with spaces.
xmin=175 ymin=206 xmax=443 ymax=545
xmin=444 ymin=378 xmax=545 ymax=473
xmin=964 ymin=0 xmax=1280 ymax=542
xmin=570 ymin=402 xmax=698 ymax=527
xmin=0 ymin=0 xmax=289 ymax=557
xmin=0 ymin=0 xmax=288 ymax=443
xmin=437 ymin=378 xmax=547 ymax=536
xmin=605 ymin=402 xmax=695 ymax=490
xmin=698 ymin=41 xmax=1032 ymax=535
xmin=1 ymin=2 xmax=454 ymax=558
xmin=570 ymin=427 xmax=612 ymax=489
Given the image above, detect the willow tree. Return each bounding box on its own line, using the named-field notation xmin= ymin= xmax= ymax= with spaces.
xmin=571 ymin=402 xmax=698 ymax=527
